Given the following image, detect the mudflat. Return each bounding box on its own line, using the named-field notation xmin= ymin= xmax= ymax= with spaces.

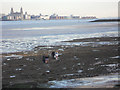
xmin=2 ymin=37 xmax=119 ymax=88
xmin=90 ymin=19 xmax=120 ymax=22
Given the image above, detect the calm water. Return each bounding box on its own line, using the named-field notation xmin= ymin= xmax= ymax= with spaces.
xmin=1 ymin=19 xmax=118 ymax=53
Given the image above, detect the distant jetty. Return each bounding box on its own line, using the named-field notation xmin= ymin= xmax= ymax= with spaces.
xmin=90 ymin=19 xmax=120 ymax=22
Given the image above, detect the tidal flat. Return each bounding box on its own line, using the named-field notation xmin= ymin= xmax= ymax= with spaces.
xmin=2 ymin=36 xmax=119 ymax=88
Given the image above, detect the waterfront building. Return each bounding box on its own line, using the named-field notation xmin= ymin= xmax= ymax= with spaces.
xmin=49 ymin=14 xmax=80 ymax=20
xmin=6 ymin=7 xmax=24 ymax=20
xmin=24 ymin=12 xmax=31 ymax=20
xmin=0 ymin=14 xmax=5 ymax=20
xmin=71 ymin=15 xmax=80 ymax=19
xmin=49 ymin=14 xmax=65 ymax=20
xmin=49 ymin=14 xmax=58 ymax=20
xmin=2 ymin=7 xmax=31 ymax=21
xmin=40 ymin=14 xmax=50 ymax=20
xmin=31 ymin=15 xmax=40 ymax=20
xmin=81 ymin=16 xmax=97 ymax=19
xmin=1 ymin=7 xmax=96 ymax=21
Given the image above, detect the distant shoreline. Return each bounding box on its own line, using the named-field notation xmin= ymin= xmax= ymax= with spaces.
xmin=1 ymin=19 xmax=84 ymax=21
xmin=90 ymin=19 xmax=120 ymax=22
xmin=1 ymin=19 xmax=120 ymax=22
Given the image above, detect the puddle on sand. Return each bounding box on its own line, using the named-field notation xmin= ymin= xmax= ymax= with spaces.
xmin=5 ymin=55 xmax=23 ymax=59
xmin=48 ymin=74 xmax=119 ymax=88
xmin=101 ymin=64 xmax=118 ymax=67
xmin=92 ymin=50 xmax=100 ymax=52
xmin=110 ymin=56 xmax=120 ymax=59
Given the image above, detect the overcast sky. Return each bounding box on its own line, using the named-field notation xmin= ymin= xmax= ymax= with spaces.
xmin=0 ymin=0 xmax=119 ymax=18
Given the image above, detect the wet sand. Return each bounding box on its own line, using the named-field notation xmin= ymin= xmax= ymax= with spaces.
xmin=2 ymin=36 xmax=119 ymax=88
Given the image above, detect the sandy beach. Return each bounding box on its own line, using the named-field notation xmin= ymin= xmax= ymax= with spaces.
xmin=2 ymin=36 xmax=119 ymax=88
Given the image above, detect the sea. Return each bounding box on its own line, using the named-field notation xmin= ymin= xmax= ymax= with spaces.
xmin=0 ymin=19 xmax=118 ymax=53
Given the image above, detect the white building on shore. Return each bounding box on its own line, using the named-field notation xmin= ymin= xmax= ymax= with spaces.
xmin=2 ymin=7 xmax=31 ymax=21
xmin=24 ymin=12 xmax=31 ymax=20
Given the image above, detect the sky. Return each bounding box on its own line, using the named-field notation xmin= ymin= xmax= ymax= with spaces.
xmin=0 ymin=0 xmax=119 ymax=18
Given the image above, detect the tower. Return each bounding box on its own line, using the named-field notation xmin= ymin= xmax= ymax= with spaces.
xmin=10 ymin=8 xmax=14 ymax=14
xmin=25 ymin=12 xmax=27 ymax=15
xmin=20 ymin=7 xmax=23 ymax=14
xmin=20 ymin=7 xmax=24 ymax=20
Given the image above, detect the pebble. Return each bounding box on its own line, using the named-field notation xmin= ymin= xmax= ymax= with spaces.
xmin=63 ymin=67 xmax=66 ymax=70
xmin=3 ymin=63 xmax=7 ymax=65
xmin=10 ymin=75 xmax=16 ymax=78
xmin=46 ymin=70 xmax=50 ymax=73
xmin=77 ymin=63 xmax=81 ymax=66
xmin=78 ymin=70 xmax=83 ymax=73
xmin=95 ymin=58 xmax=99 ymax=60
xmin=7 ymin=58 xmax=10 ymax=61
xmin=16 ymin=68 xmax=22 ymax=71
xmin=88 ymin=68 xmax=94 ymax=70
xmin=23 ymin=65 xmax=27 ymax=67
xmin=74 ymin=56 xmax=79 ymax=60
